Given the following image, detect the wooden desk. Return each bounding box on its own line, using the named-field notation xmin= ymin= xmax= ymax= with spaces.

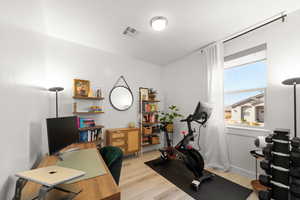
xmin=21 ymin=143 xmax=120 ymax=200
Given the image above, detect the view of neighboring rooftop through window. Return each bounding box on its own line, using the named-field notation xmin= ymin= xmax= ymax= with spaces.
xmin=224 ymin=50 xmax=267 ymax=127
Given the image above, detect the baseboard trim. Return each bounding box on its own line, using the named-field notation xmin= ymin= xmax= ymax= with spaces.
xmin=230 ymin=165 xmax=256 ymax=179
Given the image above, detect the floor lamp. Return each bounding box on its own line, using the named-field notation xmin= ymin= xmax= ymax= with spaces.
xmin=48 ymin=87 xmax=64 ymax=118
xmin=282 ymin=77 xmax=300 ymax=138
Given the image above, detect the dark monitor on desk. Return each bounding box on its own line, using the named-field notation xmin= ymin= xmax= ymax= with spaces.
xmin=46 ymin=116 xmax=78 ymax=155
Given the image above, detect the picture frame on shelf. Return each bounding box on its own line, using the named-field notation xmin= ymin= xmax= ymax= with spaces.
xmin=140 ymin=87 xmax=149 ymax=101
xmin=74 ymin=79 xmax=90 ymax=97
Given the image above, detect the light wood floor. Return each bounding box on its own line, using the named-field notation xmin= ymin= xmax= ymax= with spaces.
xmin=119 ymin=151 xmax=258 ymax=200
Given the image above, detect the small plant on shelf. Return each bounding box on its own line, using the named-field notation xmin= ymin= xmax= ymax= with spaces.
xmin=159 ymin=105 xmax=183 ymax=133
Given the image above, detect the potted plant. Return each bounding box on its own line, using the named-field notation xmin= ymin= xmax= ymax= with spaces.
xmin=159 ymin=105 xmax=183 ymax=133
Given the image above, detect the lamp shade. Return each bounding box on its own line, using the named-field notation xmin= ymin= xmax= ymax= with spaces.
xmin=48 ymin=87 xmax=64 ymax=92
xmin=282 ymin=77 xmax=300 ymax=85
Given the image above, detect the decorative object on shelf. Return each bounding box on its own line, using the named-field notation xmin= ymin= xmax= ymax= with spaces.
xmin=140 ymin=87 xmax=149 ymax=101
xmin=72 ymin=80 xmax=104 ymax=115
xmin=143 ymin=127 xmax=152 ymax=135
xmin=48 ymin=87 xmax=64 ymax=118
xmin=151 ymin=135 xmax=160 ymax=145
xmin=148 ymin=88 xmax=157 ymax=101
xmin=159 ymin=105 xmax=183 ymax=133
xmin=89 ymin=106 xmax=102 ymax=113
xmin=128 ymin=122 xmax=136 ymax=128
xmin=282 ymin=77 xmax=300 ymax=137
xmin=96 ymin=88 xmax=102 ymax=98
xmin=74 ymin=79 xmax=90 ymax=97
xmin=109 ymin=76 xmax=134 ymax=111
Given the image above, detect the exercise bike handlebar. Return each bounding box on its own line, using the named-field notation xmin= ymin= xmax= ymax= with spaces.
xmin=180 ymin=112 xmax=209 ymax=125
xmin=180 ymin=116 xmax=191 ymax=122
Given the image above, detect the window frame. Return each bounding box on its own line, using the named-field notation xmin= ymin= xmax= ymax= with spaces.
xmin=224 ymin=50 xmax=267 ymax=129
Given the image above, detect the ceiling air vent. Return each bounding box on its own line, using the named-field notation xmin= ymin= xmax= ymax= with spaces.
xmin=123 ymin=26 xmax=138 ymax=37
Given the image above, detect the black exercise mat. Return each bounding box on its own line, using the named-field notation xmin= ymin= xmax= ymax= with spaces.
xmin=145 ymin=158 xmax=252 ymax=200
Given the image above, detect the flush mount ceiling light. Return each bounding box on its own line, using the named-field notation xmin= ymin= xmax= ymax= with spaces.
xmin=150 ymin=16 xmax=168 ymax=31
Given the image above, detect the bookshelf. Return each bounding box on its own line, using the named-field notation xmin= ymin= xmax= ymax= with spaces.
xmin=139 ymin=88 xmax=161 ymax=149
xmin=73 ymin=95 xmax=105 ymax=146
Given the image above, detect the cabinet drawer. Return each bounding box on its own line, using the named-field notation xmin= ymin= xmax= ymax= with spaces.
xmin=111 ymin=132 xmax=125 ymax=139
xmin=112 ymin=139 xmax=126 ymax=146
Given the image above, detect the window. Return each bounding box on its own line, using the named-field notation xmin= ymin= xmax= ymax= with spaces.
xmin=224 ymin=45 xmax=267 ymax=127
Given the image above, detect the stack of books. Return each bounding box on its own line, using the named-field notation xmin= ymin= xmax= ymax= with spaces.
xmin=78 ymin=118 xmax=95 ymax=128
xmin=143 ymin=103 xmax=158 ymax=112
xmin=78 ymin=118 xmax=99 ymax=142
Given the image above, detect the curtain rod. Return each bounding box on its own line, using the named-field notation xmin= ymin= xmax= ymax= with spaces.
xmin=166 ymin=13 xmax=287 ymax=65
xmin=223 ymin=14 xmax=287 ymax=43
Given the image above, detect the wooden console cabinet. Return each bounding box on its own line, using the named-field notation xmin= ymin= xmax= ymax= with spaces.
xmin=106 ymin=128 xmax=140 ymax=155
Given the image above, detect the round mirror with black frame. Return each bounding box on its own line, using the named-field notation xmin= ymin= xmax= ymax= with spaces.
xmin=109 ymin=76 xmax=134 ymax=111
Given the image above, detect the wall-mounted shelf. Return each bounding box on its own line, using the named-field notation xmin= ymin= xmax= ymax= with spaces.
xmin=78 ymin=125 xmax=104 ymax=131
xmin=142 ymin=100 xmax=160 ymax=103
xmin=142 ymin=142 xmax=160 ymax=147
xmin=73 ymin=96 xmax=104 ymax=100
xmin=140 ymin=122 xmax=160 ymax=125
xmin=73 ymin=111 xmax=104 ymax=115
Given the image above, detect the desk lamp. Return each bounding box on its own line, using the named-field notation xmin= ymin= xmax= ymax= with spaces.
xmin=49 ymin=87 xmax=64 ymax=118
xmin=282 ymin=77 xmax=300 ymax=137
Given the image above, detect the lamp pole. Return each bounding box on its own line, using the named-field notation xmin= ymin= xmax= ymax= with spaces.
xmin=49 ymin=87 xmax=64 ymax=118
xmin=294 ymin=82 xmax=297 ymax=137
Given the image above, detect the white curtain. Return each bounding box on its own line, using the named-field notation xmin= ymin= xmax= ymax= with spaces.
xmin=200 ymin=42 xmax=230 ymax=171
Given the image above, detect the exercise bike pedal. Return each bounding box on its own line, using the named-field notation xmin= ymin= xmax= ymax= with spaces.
xmin=191 ymin=173 xmax=215 ymax=191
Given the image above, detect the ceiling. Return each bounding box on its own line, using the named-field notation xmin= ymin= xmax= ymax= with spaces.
xmin=44 ymin=0 xmax=300 ymax=66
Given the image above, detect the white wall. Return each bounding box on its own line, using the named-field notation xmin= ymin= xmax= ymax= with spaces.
xmin=0 ymin=1 xmax=49 ymax=199
xmin=163 ymin=9 xmax=300 ymax=178
xmin=224 ymin=9 xmax=300 ymax=177
xmin=162 ymin=53 xmax=208 ymax=146
xmin=0 ymin=2 xmax=163 ymax=199
xmin=45 ymin=37 xmax=163 ymax=147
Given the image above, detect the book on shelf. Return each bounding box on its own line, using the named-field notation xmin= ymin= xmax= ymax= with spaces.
xmin=77 ymin=117 xmax=101 ymax=143
xmin=143 ymin=103 xmax=159 ymax=113
xmin=78 ymin=117 xmax=96 ymax=128
xmin=142 ymin=114 xmax=159 ymax=124
xmin=79 ymin=130 xmax=100 ymax=143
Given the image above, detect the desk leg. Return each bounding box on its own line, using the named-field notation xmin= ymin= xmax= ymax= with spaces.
xmin=38 ymin=186 xmax=52 ymax=200
xmin=13 ymin=178 xmax=27 ymax=200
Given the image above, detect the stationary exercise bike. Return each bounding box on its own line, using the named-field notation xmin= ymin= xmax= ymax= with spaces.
xmin=159 ymin=102 xmax=214 ymax=191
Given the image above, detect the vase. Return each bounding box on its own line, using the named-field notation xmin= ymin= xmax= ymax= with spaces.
xmin=166 ymin=123 xmax=174 ymax=133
